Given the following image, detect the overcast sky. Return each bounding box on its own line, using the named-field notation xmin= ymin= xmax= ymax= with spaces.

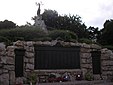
xmin=0 ymin=0 xmax=113 ymax=29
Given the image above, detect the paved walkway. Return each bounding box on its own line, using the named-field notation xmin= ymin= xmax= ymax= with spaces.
xmin=36 ymin=80 xmax=113 ymax=85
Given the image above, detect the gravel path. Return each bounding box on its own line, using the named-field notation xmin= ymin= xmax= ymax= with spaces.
xmin=36 ymin=80 xmax=113 ymax=85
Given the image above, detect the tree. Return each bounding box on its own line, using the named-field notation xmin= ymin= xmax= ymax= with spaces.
xmin=0 ymin=20 xmax=16 ymax=29
xmin=87 ymin=26 xmax=100 ymax=42
xmin=98 ymin=19 xmax=113 ymax=45
xmin=42 ymin=9 xmax=58 ymax=29
xmin=41 ymin=9 xmax=88 ymax=38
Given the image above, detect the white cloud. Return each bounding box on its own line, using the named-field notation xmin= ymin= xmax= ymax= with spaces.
xmin=87 ymin=0 xmax=113 ymax=28
xmin=0 ymin=0 xmax=113 ymax=28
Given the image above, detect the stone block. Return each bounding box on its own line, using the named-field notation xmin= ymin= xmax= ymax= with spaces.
xmin=15 ymin=77 xmax=23 ymax=84
xmin=86 ymin=59 xmax=92 ymax=63
xmin=101 ymin=48 xmax=113 ymax=54
xmin=81 ymin=59 xmax=87 ymax=64
xmin=81 ymin=64 xmax=92 ymax=69
xmin=90 ymin=44 xmax=101 ymax=49
xmin=0 ymin=63 xmax=3 ymax=68
xmin=63 ymin=42 xmax=70 ymax=46
xmin=101 ymin=76 xmax=107 ymax=80
xmin=6 ymin=57 xmax=14 ymax=64
xmin=7 ymin=51 xmax=15 ymax=57
xmin=2 ymin=69 xmax=8 ymax=73
xmin=108 ymin=66 xmax=113 ymax=70
xmin=42 ymin=41 xmax=51 ymax=45
xmin=25 ymin=46 xmax=34 ymax=52
xmin=102 ymin=71 xmax=113 ymax=76
xmin=82 ymin=43 xmax=90 ymax=48
xmin=7 ymin=46 xmax=15 ymax=52
xmin=29 ymin=58 xmax=34 ymax=64
xmin=26 ymin=41 xmax=33 ymax=47
xmin=101 ymin=54 xmax=110 ymax=59
xmin=81 ymin=68 xmax=87 ymax=77
xmin=4 ymin=65 xmax=14 ymax=71
xmin=0 ymin=43 xmax=5 ymax=50
xmin=35 ymin=41 xmax=43 ymax=45
xmin=0 ymin=69 xmax=2 ymax=74
xmin=26 ymin=52 xmax=34 ymax=58
xmin=9 ymin=71 xmax=15 ymax=85
xmin=25 ymin=69 xmax=31 ymax=72
xmin=0 ymin=51 xmax=6 ymax=56
xmin=24 ymin=58 xmax=29 ymax=63
xmin=102 ymin=66 xmax=108 ymax=71
xmin=0 ymin=78 xmax=9 ymax=85
xmin=81 ymin=58 xmax=92 ymax=64
xmin=109 ymin=61 xmax=113 ymax=66
xmin=103 ymin=61 xmax=113 ymax=66
xmin=106 ymin=71 xmax=113 ymax=75
xmin=81 ymin=53 xmax=91 ymax=59
xmin=1 ymin=57 xmax=7 ymax=64
xmin=26 ymin=63 xmax=34 ymax=70
xmin=14 ymin=40 xmax=25 ymax=47
xmin=106 ymin=50 xmax=113 ymax=54
xmin=110 ymin=55 xmax=113 ymax=59
xmin=102 ymin=61 xmax=110 ymax=66
xmin=81 ymin=48 xmax=91 ymax=53
xmin=1 ymin=73 xmax=9 ymax=79
xmin=50 ymin=40 xmax=57 ymax=46
xmin=93 ymin=75 xmax=101 ymax=80
xmin=70 ymin=42 xmax=76 ymax=46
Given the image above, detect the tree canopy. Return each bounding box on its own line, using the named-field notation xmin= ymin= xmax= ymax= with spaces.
xmin=42 ymin=9 xmax=88 ymax=39
xmin=0 ymin=20 xmax=16 ymax=29
xmin=98 ymin=19 xmax=113 ymax=45
xmin=87 ymin=26 xmax=100 ymax=42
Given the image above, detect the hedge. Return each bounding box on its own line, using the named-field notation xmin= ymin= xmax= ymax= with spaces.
xmin=0 ymin=26 xmax=47 ymax=42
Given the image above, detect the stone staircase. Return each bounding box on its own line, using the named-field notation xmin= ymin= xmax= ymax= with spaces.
xmin=36 ymin=80 xmax=113 ymax=85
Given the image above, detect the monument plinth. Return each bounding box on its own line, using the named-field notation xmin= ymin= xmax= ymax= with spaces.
xmin=34 ymin=2 xmax=47 ymax=31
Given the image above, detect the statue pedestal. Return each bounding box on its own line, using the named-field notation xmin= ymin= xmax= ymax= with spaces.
xmin=34 ymin=15 xmax=47 ymax=31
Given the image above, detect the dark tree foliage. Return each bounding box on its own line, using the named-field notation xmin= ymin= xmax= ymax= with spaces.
xmin=87 ymin=26 xmax=100 ymax=42
xmin=42 ymin=9 xmax=58 ymax=29
xmin=42 ymin=9 xmax=89 ymax=38
xmin=0 ymin=20 xmax=16 ymax=29
xmin=99 ymin=19 xmax=113 ymax=45
xmin=49 ymin=30 xmax=78 ymax=42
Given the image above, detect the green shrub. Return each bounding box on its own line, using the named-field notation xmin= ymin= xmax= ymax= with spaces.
xmin=78 ymin=38 xmax=93 ymax=44
xmin=0 ymin=27 xmax=78 ymax=42
xmin=27 ymin=72 xmax=37 ymax=85
xmin=0 ymin=36 xmax=12 ymax=46
xmin=102 ymin=45 xmax=113 ymax=50
xmin=0 ymin=36 xmax=9 ymax=42
xmin=33 ymin=37 xmax=52 ymax=41
xmin=0 ymin=26 xmax=47 ymax=42
xmin=48 ymin=30 xmax=78 ymax=42
xmin=85 ymin=72 xmax=93 ymax=81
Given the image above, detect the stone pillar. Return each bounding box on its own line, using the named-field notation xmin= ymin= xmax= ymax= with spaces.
xmin=0 ymin=43 xmax=11 ymax=85
xmin=101 ymin=48 xmax=113 ymax=81
xmin=7 ymin=46 xmax=15 ymax=85
xmin=80 ymin=44 xmax=93 ymax=77
xmin=24 ymin=41 xmax=35 ymax=84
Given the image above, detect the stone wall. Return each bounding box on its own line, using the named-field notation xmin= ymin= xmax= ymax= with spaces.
xmin=0 ymin=40 xmax=113 ymax=85
xmin=0 ymin=44 xmax=15 ymax=85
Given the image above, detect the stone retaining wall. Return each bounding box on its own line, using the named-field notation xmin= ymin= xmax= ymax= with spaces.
xmin=0 ymin=40 xmax=113 ymax=85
